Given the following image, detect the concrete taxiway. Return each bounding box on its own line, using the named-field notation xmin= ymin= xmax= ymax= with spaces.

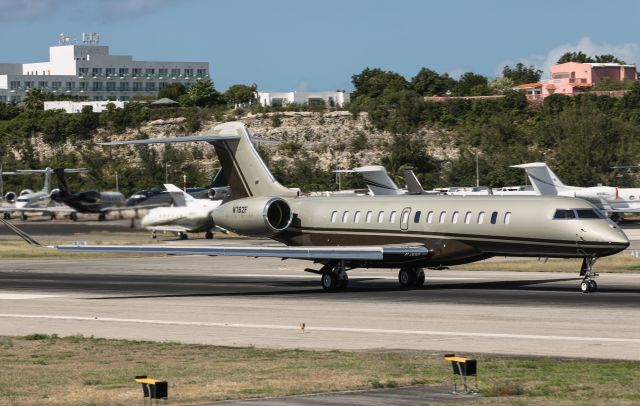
xmin=1 ymin=225 xmax=640 ymax=361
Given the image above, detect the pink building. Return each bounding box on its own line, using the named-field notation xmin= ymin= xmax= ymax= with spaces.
xmin=514 ymin=62 xmax=637 ymax=100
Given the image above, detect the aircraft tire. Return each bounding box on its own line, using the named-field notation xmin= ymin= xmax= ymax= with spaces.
xmin=415 ymin=269 xmax=425 ymax=287
xmin=179 ymin=233 xmax=188 ymax=240
xmin=205 ymin=230 xmax=214 ymax=239
xmin=70 ymin=213 xmax=77 ymax=221
xmin=580 ymin=280 xmax=591 ymax=293
xmin=398 ymin=268 xmax=416 ymax=288
xmin=20 ymin=214 xmax=27 ymax=221
xmin=321 ymin=273 xmax=337 ymax=291
xmin=589 ymin=280 xmax=598 ymax=292
xmin=98 ymin=213 xmax=106 ymax=221
xmin=3 ymin=213 xmax=10 ymax=219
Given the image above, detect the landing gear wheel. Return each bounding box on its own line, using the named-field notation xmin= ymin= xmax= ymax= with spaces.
xmin=3 ymin=213 xmax=11 ymax=219
xmin=20 ymin=213 xmax=27 ymax=221
xmin=321 ymin=273 xmax=337 ymax=291
xmin=50 ymin=213 xmax=56 ymax=221
xmin=69 ymin=212 xmax=77 ymax=221
xmin=579 ymin=256 xmax=599 ymax=293
xmin=398 ymin=268 xmax=417 ymax=288
xmin=205 ymin=230 xmax=214 ymax=239
xmin=415 ymin=269 xmax=426 ymax=287
xmin=580 ymin=280 xmax=591 ymax=293
xmin=152 ymin=232 xmax=157 ymax=239
xmin=179 ymin=233 xmax=188 ymax=240
xmin=98 ymin=213 xmax=106 ymax=221
xmin=588 ymin=279 xmax=598 ymax=292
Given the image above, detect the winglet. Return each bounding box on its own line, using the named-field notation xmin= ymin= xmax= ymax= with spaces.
xmin=0 ymin=218 xmax=43 ymax=247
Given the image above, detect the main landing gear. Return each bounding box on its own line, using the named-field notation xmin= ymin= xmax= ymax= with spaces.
xmin=580 ymin=256 xmax=598 ymax=293
xmin=306 ymin=261 xmax=349 ymax=291
xmin=205 ymin=230 xmax=214 ymax=240
xmin=398 ymin=267 xmax=425 ymax=289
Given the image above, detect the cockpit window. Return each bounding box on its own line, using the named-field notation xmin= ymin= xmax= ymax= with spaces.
xmin=576 ymin=209 xmax=605 ymax=219
xmin=553 ymin=209 xmax=575 ymax=219
xmin=554 ymin=208 xmax=605 ymax=220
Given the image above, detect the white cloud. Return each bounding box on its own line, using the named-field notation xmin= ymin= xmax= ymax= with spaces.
xmin=500 ymin=37 xmax=640 ymax=80
xmin=0 ymin=0 xmax=55 ymax=21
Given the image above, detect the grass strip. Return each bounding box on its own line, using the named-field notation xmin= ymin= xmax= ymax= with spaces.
xmin=0 ymin=334 xmax=638 ymax=405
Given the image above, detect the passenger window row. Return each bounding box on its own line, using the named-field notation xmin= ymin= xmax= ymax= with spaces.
xmin=330 ymin=209 xmax=512 ymax=225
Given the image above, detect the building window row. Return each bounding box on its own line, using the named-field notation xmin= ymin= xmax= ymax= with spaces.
xmin=78 ymin=67 xmax=207 ymax=78
xmin=330 ymin=209 xmax=512 ymax=226
xmin=6 ymin=81 xmax=185 ymax=92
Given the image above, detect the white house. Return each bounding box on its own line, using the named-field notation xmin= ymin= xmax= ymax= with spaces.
xmin=0 ymin=32 xmax=209 ymax=103
xmin=44 ymin=100 xmax=127 ymax=113
xmin=258 ymin=90 xmax=350 ymax=107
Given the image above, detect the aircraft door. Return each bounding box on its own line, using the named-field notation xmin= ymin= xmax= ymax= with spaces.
xmin=400 ymin=207 xmax=411 ymax=231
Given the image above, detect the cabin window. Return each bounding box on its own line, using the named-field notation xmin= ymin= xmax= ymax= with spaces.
xmin=439 ymin=211 xmax=446 ymax=224
xmin=465 ymin=211 xmax=472 ymax=224
xmin=342 ymin=211 xmax=349 ymax=223
xmin=478 ymin=211 xmax=485 ymax=224
xmin=354 ymin=211 xmax=361 ymax=223
xmin=414 ymin=211 xmax=421 ymax=223
xmin=504 ymin=212 xmax=511 ymax=225
xmin=365 ymin=211 xmax=372 ymax=223
xmin=490 ymin=211 xmax=498 ymax=224
xmin=427 ymin=211 xmax=434 ymax=224
xmin=390 ymin=211 xmax=397 ymax=223
xmin=378 ymin=211 xmax=385 ymax=223
xmin=452 ymin=211 xmax=459 ymax=224
xmin=553 ymin=209 xmax=575 ymax=219
xmin=331 ymin=211 xmax=337 ymax=223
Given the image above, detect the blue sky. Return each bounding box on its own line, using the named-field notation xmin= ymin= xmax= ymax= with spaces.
xmin=1 ymin=0 xmax=639 ymax=92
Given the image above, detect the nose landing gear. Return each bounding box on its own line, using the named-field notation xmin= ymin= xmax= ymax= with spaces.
xmin=580 ymin=256 xmax=598 ymax=293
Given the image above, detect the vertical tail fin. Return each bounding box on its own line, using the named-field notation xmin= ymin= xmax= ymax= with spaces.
xmin=164 ymin=184 xmax=193 ymax=207
xmin=510 ymin=162 xmax=567 ymax=195
xmin=54 ymin=168 xmax=70 ymax=198
xmin=208 ymin=167 xmax=226 ymax=188
xmin=209 ymin=122 xmax=297 ymax=199
xmin=403 ymin=169 xmax=426 ymax=195
xmin=352 ymin=166 xmax=401 ymax=195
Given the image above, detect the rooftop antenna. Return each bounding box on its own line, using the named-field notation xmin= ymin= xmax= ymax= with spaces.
xmin=58 ymin=33 xmax=74 ymax=45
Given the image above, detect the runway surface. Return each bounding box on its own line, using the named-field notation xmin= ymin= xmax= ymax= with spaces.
xmin=1 ymin=247 xmax=639 ymax=360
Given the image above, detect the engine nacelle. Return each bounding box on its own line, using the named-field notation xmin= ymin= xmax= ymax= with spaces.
xmin=560 ymin=187 xmax=617 ymax=202
xmin=208 ymin=186 xmax=230 ymax=201
xmin=49 ymin=188 xmax=61 ymax=201
xmin=211 ymin=197 xmax=292 ymax=237
xmin=19 ymin=189 xmax=33 ymax=196
xmin=4 ymin=191 xmax=16 ymax=203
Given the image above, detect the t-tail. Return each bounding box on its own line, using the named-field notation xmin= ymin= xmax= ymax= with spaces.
xmin=209 ymin=122 xmax=298 ymax=199
xmin=164 ymin=184 xmax=192 ymax=207
xmin=510 ymin=162 xmax=570 ymax=196
xmin=403 ymin=169 xmax=426 ymax=195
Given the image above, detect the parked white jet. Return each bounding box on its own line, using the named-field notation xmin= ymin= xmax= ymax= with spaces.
xmin=141 ymin=184 xmax=224 ymax=239
xmin=0 ymin=167 xmax=84 ymax=220
xmin=512 ymin=162 xmax=640 ymax=218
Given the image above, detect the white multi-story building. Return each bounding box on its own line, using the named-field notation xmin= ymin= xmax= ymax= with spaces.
xmin=258 ymin=90 xmax=350 ymax=107
xmin=0 ymin=33 xmax=209 ymax=103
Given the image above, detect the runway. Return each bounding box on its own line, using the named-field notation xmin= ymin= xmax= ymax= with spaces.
xmin=1 ymin=250 xmax=639 ymax=360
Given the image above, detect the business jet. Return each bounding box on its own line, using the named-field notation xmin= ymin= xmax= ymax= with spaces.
xmin=1 ymin=123 xmax=629 ymax=294
xmin=512 ymin=162 xmax=640 ymax=220
xmin=0 ymin=167 xmax=84 ymax=220
xmin=141 ymin=184 xmax=224 ymax=239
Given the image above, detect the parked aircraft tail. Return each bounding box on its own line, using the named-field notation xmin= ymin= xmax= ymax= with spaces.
xmin=334 ymin=166 xmax=401 ymax=195
xmin=403 ymin=169 xmax=426 ymax=195
xmin=164 ymin=184 xmax=192 ymax=207
xmin=509 ymin=162 xmax=568 ymax=195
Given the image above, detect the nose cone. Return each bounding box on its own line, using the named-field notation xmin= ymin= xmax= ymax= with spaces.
xmin=604 ymin=227 xmax=630 ymax=256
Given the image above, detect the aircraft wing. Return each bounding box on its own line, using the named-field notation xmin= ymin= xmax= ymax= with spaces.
xmin=1 ymin=218 xmax=429 ymax=260
xmin=145 ymin=225 xmax=190 ymax=233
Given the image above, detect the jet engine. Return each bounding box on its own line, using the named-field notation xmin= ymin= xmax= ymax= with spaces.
xmin=49 ymin=188 xmax=61 ymax=202
xmin=19 ymin=189 xmax=33 ymax=196
xmin=211 ymin=196 xmax=292 ymax=237
xmin=4 ymin=191 xmax=16 ymax=203
xmin=559 ymin=187 xmax=617 ymax=202
xmin=207 ymin=186 xmax=230 ymax=201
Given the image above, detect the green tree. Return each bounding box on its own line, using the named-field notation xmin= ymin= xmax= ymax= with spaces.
xmin=157 ymin=83 xmax=186 ymax=101
xmin=594 ymin=54 xmax=626 ymax=64
xmin=351 ymin=68 xmax=408 ymax=100
xmin=557 ymin=51 xmax=594 ymax=64
xmin=502 ymin=63 xmax=542 ymax=85
xmin=179 ymin=79 xmax=224 ymax=107
xmin=224 ymin=83 xmax=257 ymax=106
xmin=452 ymin=72 xmax=490 ymax=96
xmin=23 ymin=88 xmax=45 ymax=110
xmin=410 ymin=68 xmax=455 ymax=96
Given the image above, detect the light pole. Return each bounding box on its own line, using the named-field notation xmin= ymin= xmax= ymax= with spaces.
xmin=114 ymin=171 xmax=119 ymax=193
xmin=475 ymin=152 xmax=479 ymax=187
xmin=164 ymin=162 xmax=171 ymax=184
